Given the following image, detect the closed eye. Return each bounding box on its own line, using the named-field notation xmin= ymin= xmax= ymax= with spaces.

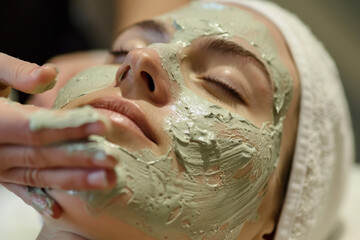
xmin=200 ymin=76 xmax=246 ymax=105
xmin=109 ymin=49 xmax=130 ymax=64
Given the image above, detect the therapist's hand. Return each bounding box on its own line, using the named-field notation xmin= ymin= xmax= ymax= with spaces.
xmin=0 ymin=53 xmax=116 ymax=190
xmin=0 ymin=53 xmax=58 ymax=97
xmin=0 ymin=98 xmax=117 ymax=189
xmin=0 ymin=53 xmax=116 ymax=219
xmin=28 ymin=50 xmax=109 ymax=108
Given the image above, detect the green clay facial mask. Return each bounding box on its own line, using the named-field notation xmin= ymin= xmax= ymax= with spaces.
xmin=54 ymin=65 xmax=118 ymax=109
xmin=29 ymin=105 xmax=110 ymax=131
xmin=34 ymin=2 xmax=293 ymax=240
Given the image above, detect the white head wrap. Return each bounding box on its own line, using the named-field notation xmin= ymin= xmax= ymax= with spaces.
xmin=200 ymin=0 xmax=355 ymax=239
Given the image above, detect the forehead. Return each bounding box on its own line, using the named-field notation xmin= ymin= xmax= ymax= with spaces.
xmin=156 ymin=2 xmax=274 ymax=48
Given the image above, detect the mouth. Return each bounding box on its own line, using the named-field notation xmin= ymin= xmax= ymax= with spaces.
xmin=88 ymin=96 xmax=157 ymax=144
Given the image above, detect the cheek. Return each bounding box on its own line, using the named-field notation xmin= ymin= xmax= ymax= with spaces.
xmin=163 ymin=93 xmax=281 ymax=236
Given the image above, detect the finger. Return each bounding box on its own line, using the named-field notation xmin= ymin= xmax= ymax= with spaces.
xmin=0 ymin=101 xmax=109 ymax=145
xmin=28 ymin=50 xmax=109 ymax=108
xmin=2 ymin=183 xmax=62 ymax=219
xmin=0 ymin=53 xmax=58 ymax=94
xmin=1 ymin=120 xmax=107 ymax=146
xmin=0 ymin=145 xmax=117 ymax=169
xmin=2 ymin=168 xmax=117 ymax=190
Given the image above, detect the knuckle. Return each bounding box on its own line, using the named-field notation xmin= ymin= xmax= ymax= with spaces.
xmin=13 ymin=62 xmax=28 ymax=81
xmin=24 ymin=168 xmax=37 ymax=186
xmin=12 ymin=62 xmax=38 ymax=91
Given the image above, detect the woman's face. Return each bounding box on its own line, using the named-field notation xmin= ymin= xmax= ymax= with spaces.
xmin=42 ymin=2 xmax=300 ymax=240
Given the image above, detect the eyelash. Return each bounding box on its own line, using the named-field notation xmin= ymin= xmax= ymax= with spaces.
xmin=110 ymin=49 xmax=130 ymax=63
xmin=110 ymin=49 xmax=245 ymax=105
xmin=200 ymin=75 xmax=245 ymax=104
xmin=110 ymin=49 xmax=129 ymax=56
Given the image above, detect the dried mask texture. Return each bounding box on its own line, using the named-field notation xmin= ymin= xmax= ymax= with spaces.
xmin=33 ymin=2 xmax=294 ymax=240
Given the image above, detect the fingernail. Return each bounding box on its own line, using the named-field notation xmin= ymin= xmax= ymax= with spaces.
xmin=27 ymin=187 xmax=61 ymax=219
xmin=31 ymin=64 xmax=59 ymax=78
xmin=86 ymin=122 xmax=106 ymax=135
xmin=30 ymin=193 xmax=56 ymax=218
xmin=29 ymin=64 xmax=58 ymax=94
xmin=93 ymin=151 xmax=106 ymax=161
xmin=87 ymin=170 xmax=108 ymax=188
xmin=31 ymin=66 xmax=43 ymax=77
xmin=43 ymin=63 xmax=59 ymax=74
xmin=49 ymin=202 xmax=62 ymax=219
xmin=92 ymin=154 xmax=117 ymax=168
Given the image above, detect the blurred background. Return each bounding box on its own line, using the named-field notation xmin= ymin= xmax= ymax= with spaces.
xmin=0 ymin=0 xmax=359 ymax=161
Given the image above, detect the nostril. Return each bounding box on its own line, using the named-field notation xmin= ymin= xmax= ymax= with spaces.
xmin=117 ymin=66 xmax=130 ymax=86
xmin=121 ymin=69 xmax=129 ymax=81
xmin=141 ymin=71 xmax=155 ymax=92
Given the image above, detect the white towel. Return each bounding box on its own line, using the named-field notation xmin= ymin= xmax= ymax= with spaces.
xmin=200 ymin=0 xmax=355 ymax=239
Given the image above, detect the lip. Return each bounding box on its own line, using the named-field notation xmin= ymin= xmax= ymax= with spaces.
xmin=88 ymin=96 xmax=157 ymax=144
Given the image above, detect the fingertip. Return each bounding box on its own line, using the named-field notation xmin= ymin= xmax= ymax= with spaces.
xmin=85 ymin=121 xmax=108 ymax=135
xmin=29 ymin=64 xmax=58 ymax=94
xmin=92 ymin=154 xmax=118 ymax=168
xmin=31 ymin=64 xmax=58 ymax=79
xmin=86 ymin=169 xmax=117 ymax=189
xmin=87 ymin=170 xmax=107 ymax=188
xmin=43 ymin=63 xmax=59 ymax=74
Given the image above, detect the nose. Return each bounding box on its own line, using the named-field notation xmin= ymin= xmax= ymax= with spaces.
xmin=116 ymin=47 xmax=171 ymax=106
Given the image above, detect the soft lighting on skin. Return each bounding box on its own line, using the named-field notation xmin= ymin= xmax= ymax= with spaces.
xmin=30 ymin=2 xmax=293 ymax=240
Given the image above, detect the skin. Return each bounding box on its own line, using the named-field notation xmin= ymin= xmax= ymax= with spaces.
xmin=0 ymin=53 xmax=119 ymax=219
xmin=0 ymin=0 xmax=194 ymax=222
xmin=28 ymin=50 xmax=110 ymax=108
xmin=39 ymin=2 xmax=300 ymax=240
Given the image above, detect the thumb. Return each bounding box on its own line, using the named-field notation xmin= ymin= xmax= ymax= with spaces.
xmin=0 ymin=53 xmax=58 ymax=94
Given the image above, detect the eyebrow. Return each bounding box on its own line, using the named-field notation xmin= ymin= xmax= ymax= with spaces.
xmin=198 ymin=37 xmax=271 ymax=85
